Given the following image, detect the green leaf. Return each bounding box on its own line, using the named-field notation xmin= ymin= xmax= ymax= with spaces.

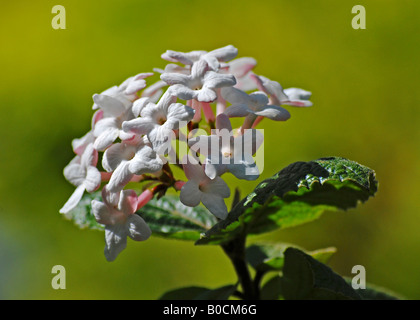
xmin=343 ymin=278 xmax=402 ymax=300
xmin=62 ymin=191 xmax=104 ymax=231
xmin=281 ymin=247 xmax=361 ymax=300
xmin=196 ymin=157 xmax=378 ymax=245
xmin=246 ymin=242 xmax=336 ymax=273
xmin=159 ymin=285 xmax=237 ymax=300
xmin=139 ymin=195 xmax=218 ymax=241
xmin=260 ymin=275 xmax=283 ymax=300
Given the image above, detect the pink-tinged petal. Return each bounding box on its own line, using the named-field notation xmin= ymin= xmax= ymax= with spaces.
xmin=234 ymin=72 xmax=258 ymax=92
xmin=107 ymin=161 xmax=134 ymax=192
xmin=228 ymin=57 xmax=257 ymax=78
xmin=179 ymin=181 xmax=202 ymax=207
xmin=254 ymin=105 xmax=291 ymax=121
xmin=200 ymin=193 xmax=228 ymax=219
xmin=93 ymin=127 xmax=120 ymax=151
xmin=104 ymin=225 xmax=128 ymax=262
xmin=92 ymin=94 xmax=126 ymax=117
xmin=137 ymin=189 xmax=154 ymax=210
xmin=72 ymin=131 xmax=95 ymax=156
xmin=63 ymin=163 xmax=85 ymax=186
xmin=141 ymin=80 xmax=167 ymax=102
xmin=126 ymin=214 xmax=152 ymax=241
xmin=216 ymin=113 xmax=232 ymax=131
xmin=216 ymin=89 xmax=227 ymax=115
xmin=119 ymin=189 xmax=138 ymax=214
xmin=59 ymin=184 xmax=86 ymax=214
xmin=84 ymin=166 xmax=102 ymax=192
xmin=202 ymin=55 xmax=219 ymax=71
xmin=92 ymin=110 xmax=104 ymax=127
xmin=122 ymin=118 xmax=156 ymax=135
xmin=282 ymin=100 xmax=312 ymax=107
xmin=221 ymin=86 xmax=250 ymax=104
xmin=91 ymin=200 xmax=113 ymax=225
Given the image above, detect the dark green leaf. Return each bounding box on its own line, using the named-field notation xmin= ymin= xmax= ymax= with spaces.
xmin=139 ymin=195 xmax=218 ymax=241
xmin=193 ymin=285 xmax=237 ymax=300
xmin=246 ymin=242 xmax=336 ymax=272
xmin=260 ymin=275 xmax=283 ymax=300
xmin=281 ymin=247 xmax=361 ymax=300
xmin=63 ymin=191 xmax=104 ymax=231
xmin=196 ymin=157 xmax=378 ymax=245
xmin=343 ymin=278 xmax=402 ymax=300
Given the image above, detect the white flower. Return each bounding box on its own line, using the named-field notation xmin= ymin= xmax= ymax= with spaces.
xmin=92 ymin=73 xmax=154 ymax=110
xmin=160 ymin=59 xmax=237 ymax=103
xmin=180 ymin=156 xmax=230 ymax=219
xmin=122 ymin=90 xmax=195 ymax=152
xmin=161 ymin=45 xmax=238 ymax=71
xmin=221 ymin=87 xmax=291 ymax=127
xmin=102 ymin=136 xmax=164 ymax=192
xmin=92 ymin=187 xmax=151 ymax=262
xmin=251 ymin=74 xmax=313 ymax=107
xmin=92 ymin=94 xmax=136 ymax=151
xmin=189 ymin=114 xmax=263 ymax=181
xmin=60 ymin=143 xmax=101 ymax=214
xmin=225 ymin=57 xmax=258 ymax=92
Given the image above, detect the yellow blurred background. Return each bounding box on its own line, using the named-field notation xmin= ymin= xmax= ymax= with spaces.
xmin=0 ymin=0 xmax=419 ymax=299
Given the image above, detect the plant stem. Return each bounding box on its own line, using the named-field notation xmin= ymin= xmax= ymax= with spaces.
xmin=221 ymin=236 xmax=257 ymax=300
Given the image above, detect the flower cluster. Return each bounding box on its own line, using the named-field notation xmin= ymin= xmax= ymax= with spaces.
xmin=60 ymin=45 xmax=312 ymax=261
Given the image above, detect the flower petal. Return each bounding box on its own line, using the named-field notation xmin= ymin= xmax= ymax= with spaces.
xmin=92 ymin=94 xmax=126 ymax=117
xmin=126 ymin=214 xmax=152 ymax=241
xmin=59 ymin=184 xmax=86 ymax=214
xmin=200 ymin=193 xmax=228 ymax=219
xmin=93 ymin=127 xmax=120 ymax=151
xmin=91 ymin=200 xmax=113 ymax=225
xmin=104 ymin=225 xmax=128 ymax=262
xmin=84 ymin=166 xmax=101 ymax=192
xmin=107 ymin=161 xmax=134 ymax=192
xmin=119 ymin=189 xmax=139 ymax=214
xmin=179 ymin=181 xmax=202 ymax=207
xmin=254 ymin=105 xmax=291 ymax=121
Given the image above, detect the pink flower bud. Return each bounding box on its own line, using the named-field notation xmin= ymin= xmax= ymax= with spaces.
xmin=174 ymin=181 xmax=186 ymax=191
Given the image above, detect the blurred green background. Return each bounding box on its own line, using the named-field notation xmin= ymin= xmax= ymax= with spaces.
xmin=1 ymin=0 xmax=419 ymax=299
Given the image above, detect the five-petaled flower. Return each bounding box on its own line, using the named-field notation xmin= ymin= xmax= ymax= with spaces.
xmin=179 ymin=155 xmax=231 ymax=219
xmin=92 ymin=187 xmax=152 ymax=261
